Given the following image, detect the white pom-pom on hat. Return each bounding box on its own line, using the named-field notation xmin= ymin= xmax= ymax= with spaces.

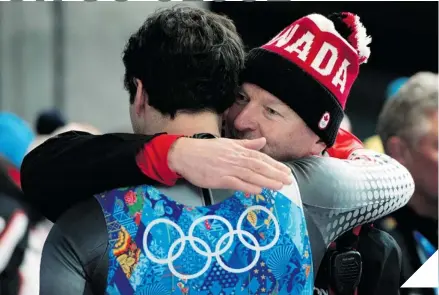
xmin=306 ymin=12 xmax=371 ymax=64
xmin=340 ymin=12 xmax=372 ymax=64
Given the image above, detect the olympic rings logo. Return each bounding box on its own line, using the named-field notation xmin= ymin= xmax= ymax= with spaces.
xmin=142 ymin=205 xmax=280 ymax=280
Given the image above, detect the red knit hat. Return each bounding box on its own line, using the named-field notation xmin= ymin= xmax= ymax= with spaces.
xmin=241 ymin=12 xmax=371 ymax=147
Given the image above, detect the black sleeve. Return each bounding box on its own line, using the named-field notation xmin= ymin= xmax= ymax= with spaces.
xmin=40 ymin=198 xmax=108 ymax=295
xmin=0 ymin=194 xmax=30 ymax=295
xmin=20 ymin=131 xmax=161 ymax=222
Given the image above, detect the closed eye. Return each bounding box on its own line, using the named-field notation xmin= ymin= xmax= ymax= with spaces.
xmin=235 ymin=92 xmax=249 ymax=104
xmin=264 ymin=106 xmax=281 ymax=116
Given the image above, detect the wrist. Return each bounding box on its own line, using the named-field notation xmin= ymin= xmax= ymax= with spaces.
xmin=167 ymin=137 xmax=187 ymax=174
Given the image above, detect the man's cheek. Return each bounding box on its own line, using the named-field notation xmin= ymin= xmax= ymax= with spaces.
xmin=226 ymin=105 xmax=241 ymax=123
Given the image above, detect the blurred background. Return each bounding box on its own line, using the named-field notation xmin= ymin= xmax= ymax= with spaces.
xmin=0 ymin=1 xmax=437 ymax=137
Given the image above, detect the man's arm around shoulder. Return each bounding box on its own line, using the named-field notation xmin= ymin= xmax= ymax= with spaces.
xmin=21 ymin=131 xmax=163 ymax=221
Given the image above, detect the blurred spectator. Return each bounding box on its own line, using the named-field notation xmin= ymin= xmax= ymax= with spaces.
xmin=0 ymin=154 xmax=52 ymax=295
xmin=386 ymin=77 xmax=410 ymax=99
xmin=0 ymin=113 xmax=35 ymax=168
xmin=35 ymin=109 xmax=66 ymax=135
xmin=3 ymin=122 xmax=100 ymax=295
xmin=364 ymin=77 xmax=409 ymax=153
xmin=377 ymin=72 xmax=438 ymax=295
xmin=0 ymin=156 xmax=31 ymax=295
xmin=28 ymin=109 xmax=67 ymax=157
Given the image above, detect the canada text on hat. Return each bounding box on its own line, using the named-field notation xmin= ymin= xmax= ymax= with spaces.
xmin=262 ymin=13 xmax=371 ymax=108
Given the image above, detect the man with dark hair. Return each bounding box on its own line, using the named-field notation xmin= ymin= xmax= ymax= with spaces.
xmin=23 ymin=8 xmax=413 ymax=295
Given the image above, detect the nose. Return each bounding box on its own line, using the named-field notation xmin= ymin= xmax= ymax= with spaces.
xmin=234 ymin=104 xmax=258 ymax=132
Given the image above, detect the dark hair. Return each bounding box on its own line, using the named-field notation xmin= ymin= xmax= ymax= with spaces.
xmin=123 ymin=6 xmax=245 ymax=118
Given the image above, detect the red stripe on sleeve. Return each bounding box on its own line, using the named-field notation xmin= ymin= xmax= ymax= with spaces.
xmin=136 ymin=134 xmax=183 ymax=186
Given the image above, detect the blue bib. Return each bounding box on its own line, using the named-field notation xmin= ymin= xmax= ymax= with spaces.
xmin=96 ymin=185 xmax=314 ymax=295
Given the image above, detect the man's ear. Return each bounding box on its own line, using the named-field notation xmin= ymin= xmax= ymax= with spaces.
xmin=133 ymin=78 xmax=148 ymax=117
xmin=385 ymin=136 xmax=410 ymax=165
